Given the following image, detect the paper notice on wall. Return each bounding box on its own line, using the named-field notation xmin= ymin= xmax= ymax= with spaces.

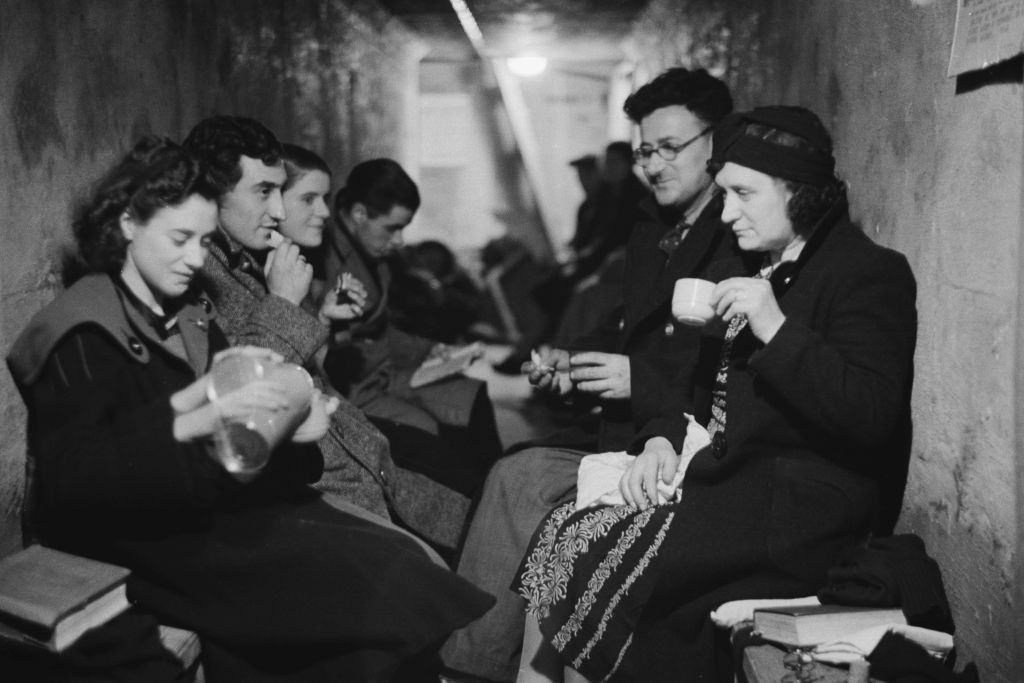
xmin=947 ymin=0 xmax=1024 ymax=77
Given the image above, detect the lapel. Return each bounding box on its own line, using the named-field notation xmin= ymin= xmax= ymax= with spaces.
xmin=206 ymin=235 xmax=268 ymax=300
xmin=176 ymin=300 xmax=214 ymax=376
xmin=122 ymin=294 xmax=214 ymax=378
xmin=625 ymin=193 xmax=727 ymax=335
xmin=621 ymin=212 xmax=668 ymax=329
xmin=330 ymin=226 xmax=389 ymax=330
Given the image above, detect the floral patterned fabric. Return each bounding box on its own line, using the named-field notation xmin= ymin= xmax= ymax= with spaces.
xmin=514 ymin=500 xmax=678 ymax=682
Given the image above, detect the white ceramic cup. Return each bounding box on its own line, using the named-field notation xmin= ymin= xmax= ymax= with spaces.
xmin=672 ymin=278 xmax=715 ymax=327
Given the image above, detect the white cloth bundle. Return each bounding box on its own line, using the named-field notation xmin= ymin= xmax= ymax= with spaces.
xmin=575 ymin=414 xmax=711 ymax=509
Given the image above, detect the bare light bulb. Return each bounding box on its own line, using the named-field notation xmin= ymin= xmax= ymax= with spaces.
xmin=507 ymin=55 xmax=548 ymax=77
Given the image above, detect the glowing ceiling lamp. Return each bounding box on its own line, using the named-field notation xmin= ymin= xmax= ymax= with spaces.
xmin=506 ymin=55 xmax=548 ymax=77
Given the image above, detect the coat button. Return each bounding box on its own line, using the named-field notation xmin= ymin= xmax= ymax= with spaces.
xmin=617 ymin=318 xmax=625 ymax=331
xmin=199 ymin=297 xmax=212 ymax=313
xmin=664 ymin=322 xmax=675 ymax=336
xmin=379 ymin=468 xmax=387 ymax=482
xmin=193 ymin=318 xmax=207 ymax=330
xmin=128 ymin=338 xmax=143 ymax=355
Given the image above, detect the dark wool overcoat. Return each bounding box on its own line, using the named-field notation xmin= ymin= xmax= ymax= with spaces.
xmin=6 ymin=274 xmax=494 ymax=682
xmin=624 ymin=197 xmax=918 ymax=681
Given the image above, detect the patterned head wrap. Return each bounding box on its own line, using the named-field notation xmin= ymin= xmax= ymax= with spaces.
xmin=709 ymin=106 xmax=836 ymax=186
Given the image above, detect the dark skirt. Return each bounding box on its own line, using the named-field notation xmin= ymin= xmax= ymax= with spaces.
xmin=513 ymin=459 xmax=833 ymax=683
xmin=513 ymin=500 xmax=678 ymax=682
xmin=64 ymin=489 xmax=495 ymax=682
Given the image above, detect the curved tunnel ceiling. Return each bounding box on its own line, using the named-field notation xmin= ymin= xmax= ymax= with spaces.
xmin=379 ymin=0 xmax=650 ymax=61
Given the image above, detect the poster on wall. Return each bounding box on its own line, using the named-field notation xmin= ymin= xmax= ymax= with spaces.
xmin=947 ymin=0 xmax=1024 ymax=77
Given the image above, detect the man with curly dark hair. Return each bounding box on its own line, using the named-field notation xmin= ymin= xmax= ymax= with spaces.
xmin=441 ymin=68 xmax=753 ymax=682
xmin=185 ymin=116 xmax=474 ymax=552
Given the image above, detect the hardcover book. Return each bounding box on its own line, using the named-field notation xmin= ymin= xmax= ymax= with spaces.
xmin=0 ymin=545 xmax=130 ymax=652
xmin=753 ymin=603 xmax=906 ymax=648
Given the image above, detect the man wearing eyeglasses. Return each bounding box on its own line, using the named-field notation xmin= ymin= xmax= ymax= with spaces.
xmin=440 ymin=68 xmax=750 ymax=683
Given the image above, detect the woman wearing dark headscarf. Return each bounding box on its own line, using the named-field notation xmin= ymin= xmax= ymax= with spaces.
xmin=6 ymin=137 xmax=493 ymax=682
xmin=513 ymin=106 xmax=917 ymax=682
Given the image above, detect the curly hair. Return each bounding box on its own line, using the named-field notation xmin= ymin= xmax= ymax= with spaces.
xmin=334 ymin=158 xmax=420 ymax=218
xmin=282 ymin=143 xmax=332 ymax=192
xmin=623 ymin=68 xmax=733 ymax=127
xmin=182 ymin=115 xmax=282 ymax=196
xmin=707 ymin=122 xmax=846 ymax=236
xmin=71 ymin=136 xmax=219 ymax=274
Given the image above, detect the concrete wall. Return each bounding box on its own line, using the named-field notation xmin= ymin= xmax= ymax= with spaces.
xmin=414 ymin=60 xmax=541 ymax=262
xmin=0 ymin=0 xmax=420 ymax=556
xmin=628 ymin=1 xmax=1023 ymax=679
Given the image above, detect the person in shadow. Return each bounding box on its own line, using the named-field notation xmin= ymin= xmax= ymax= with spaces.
xmin=321 ymin=159 xmax=505 ymax=491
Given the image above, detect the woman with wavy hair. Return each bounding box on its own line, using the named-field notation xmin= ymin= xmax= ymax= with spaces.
xmin=513 ymin=106 xmax=917 ymax=682
xmin=7 ymin=136 xmax=492 ymax=682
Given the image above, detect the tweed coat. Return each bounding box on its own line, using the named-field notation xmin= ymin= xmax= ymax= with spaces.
xmin=320 ymin=223 xmax=487 ymax=431
xmin=196 ymin=232 xmax=470 ymax=548
xmin=6 ymin=274 xmax=493 ymax=681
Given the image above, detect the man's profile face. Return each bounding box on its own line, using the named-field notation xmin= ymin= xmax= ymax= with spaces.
xmin=351 ymin=203 xmax=414 ymax=261
xmin=637 ymin=104 xmax=713 ymax=210
xmin=218 ymin=155 xmax=287 ymax=250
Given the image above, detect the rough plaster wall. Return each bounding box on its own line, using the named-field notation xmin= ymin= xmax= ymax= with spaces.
xmin=0 ymin=0 xmax=418 ymax=556
xmin=630 ymin=1 xmax=1022 ymax=679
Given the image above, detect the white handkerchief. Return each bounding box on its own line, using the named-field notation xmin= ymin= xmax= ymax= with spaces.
xmin=575 ymin=414 xmax=711 ymax=509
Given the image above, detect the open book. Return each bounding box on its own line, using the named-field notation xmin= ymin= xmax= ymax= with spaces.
xmin=0 ymin=545 xmax=130 ymax=652
xmin=410 ymin=342 xmax=485 ymax=389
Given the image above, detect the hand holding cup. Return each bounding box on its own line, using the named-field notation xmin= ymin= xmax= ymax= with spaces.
xmin=711 ymin=277 xmax=786 ymax=343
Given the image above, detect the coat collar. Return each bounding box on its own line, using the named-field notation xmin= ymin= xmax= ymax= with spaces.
xmin=210 ymin=227 xmax=264 ymax=275
xmin=325 ymin=223 xmax=391 ymax=331
xmin=765 ymin=191 xmax=850 ymax=298
xmin=7 ymin=274 xmax=215 ymax=388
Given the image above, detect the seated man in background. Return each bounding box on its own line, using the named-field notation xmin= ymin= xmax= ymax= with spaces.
xmin=321 ymin=159 xmax=505 ymax=491
xmin=496 ymin=141 xmax=651 ymax=374
xmin=185 ymin=116 xmax=472 ymax=553
xmin=570 ymin=140 xmax=650 ymax=281
xmin=386 ymin=239 xmax=488 ymax=345
xmin=564 ymin=153 xmax=603 ymax=268
xmin=441 ymin=67 xmax=752 ymax=682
